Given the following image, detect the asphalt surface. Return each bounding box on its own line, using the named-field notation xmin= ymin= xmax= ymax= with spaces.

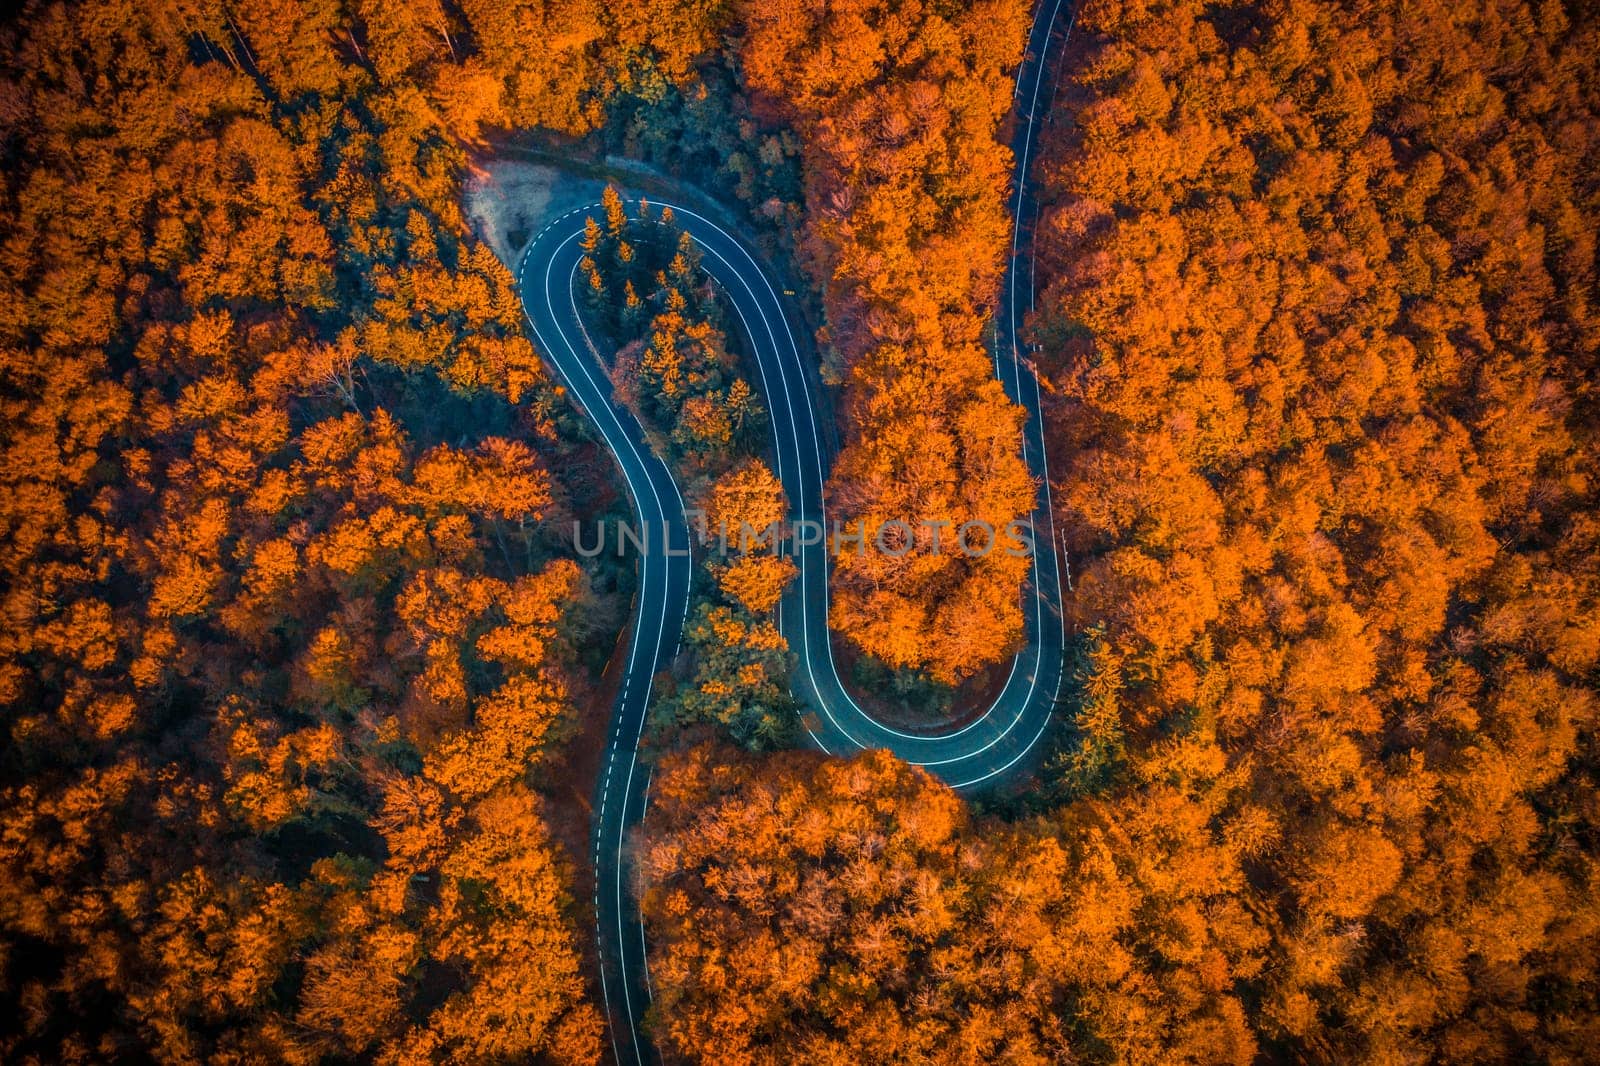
xmin=515 ymin=2 xmax=1073 ymax=1061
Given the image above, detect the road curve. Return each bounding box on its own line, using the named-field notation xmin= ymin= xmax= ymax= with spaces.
xmin=514 ymin=2 xmax=1072 ymax=1061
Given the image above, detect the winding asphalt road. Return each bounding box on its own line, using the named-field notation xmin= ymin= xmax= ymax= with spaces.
xmin=514 ymin=1 xmax=1073 ymax=1061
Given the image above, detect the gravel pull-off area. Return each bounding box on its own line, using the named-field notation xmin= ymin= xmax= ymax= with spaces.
xmin=465 ymin=156 xmax=616 ymax=271
xmin=462 ymin=158 xmax=561 ymax=267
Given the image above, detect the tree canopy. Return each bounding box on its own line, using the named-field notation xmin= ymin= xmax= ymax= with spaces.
xmin=636 ymin=0 xmax=1600 ymax=1061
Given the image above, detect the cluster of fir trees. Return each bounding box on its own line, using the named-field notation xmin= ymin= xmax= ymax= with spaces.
xmin=581 ymin=188 xmax=767 ymax=479
xmin=637 ymin=0 xmax=1600 ymax=1061
xmin=600 ymin=24 xmax=806 ymax=241
xmin=572 ymin=190 xmax=801 ymax=749
xmin=0 ymin=0 xmax=740 ymax=1059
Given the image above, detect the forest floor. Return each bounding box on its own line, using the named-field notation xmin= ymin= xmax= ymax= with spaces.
xmin=540 ymin=618 xmax=631 ymax=993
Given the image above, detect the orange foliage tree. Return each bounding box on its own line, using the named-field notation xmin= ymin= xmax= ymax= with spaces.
xmin=734 ymin=0 xmax=1037 ymax=684
xmin=1023 ymin=0 xmax=1600 ymax=1058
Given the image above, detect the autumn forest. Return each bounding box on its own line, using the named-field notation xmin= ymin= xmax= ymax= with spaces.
xmin=2 ymin=0 xmax=1598 ymax=1063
